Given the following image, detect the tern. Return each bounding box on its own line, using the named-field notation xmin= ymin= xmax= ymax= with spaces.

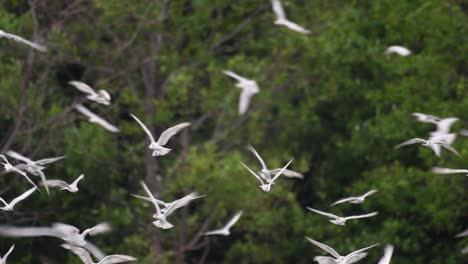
xmin=61 ymin=244 xmax=137 ymax=264
xmin=271 ymin=0 xmax=311 ymax=34
xmin=411 ymin=112 xmax=440 ymax=124
xmin=394 ymin=137 xmax=460 ymax=157
xmin=0 ymin=154 xmax=37 ymax=188
xmin=69 ymin=81 xmax=111 ymax=105
xmin=248 ymin=145 xmax=303 ymax=181
xmin=130 ymin=114 xmax=190 ymax=156
xmin=306 ymin=237 xmax=378 ymax=264
xmin=0 ymin=187 xmax=37 ymax=212
xmin=43 ymin=174 xmax=84 ymax=193
xmin=204 ymin=211 xmax=243 ymax=236
xmin=378 ymin=244 xmax=394 ymax=264
xmin=384 ymin=46 xmax=411 ymax=56
xmin=132 ymin=192 xmax=204 ymax=214
xmin=0 ymin=29 xmax=47 ymax=52
xmin=0 ymin=244 xmax=14 ymax=264
xmin=241 ymin=159 xmax=293 ymax=192
xmin=331 ymin=190 xmax=378 ymax=206
xmin=75 ymin=104 xmax=120 ymax=133
xmin=432 ymin=167 xmax=468 ymax=176
xmin=223 ymin=71 xmax=259 ymax=115
xmin=306 ymin=207 xmax=378 ymax=225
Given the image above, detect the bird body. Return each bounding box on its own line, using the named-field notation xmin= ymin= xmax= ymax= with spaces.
xmin=223 ymin=71 xmax=259 ymax=115
xmin=44 ymin=174 xmax=84 ymax=193
xmin=69 ymin=81 xmax=111 ymax=105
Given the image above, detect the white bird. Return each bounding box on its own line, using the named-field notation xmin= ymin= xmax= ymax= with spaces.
xmin=248 ymin=145 xmax=303 ymax=181
xmin=0 ymin=154 xmax=37 ymax=189
xmin=394 ymin=137 xmax=460 ymax=157
xmin=75 ymin=104 xmax=120 ymax=133
xmin=430 ymin=117 xmax=459 ymax=136
xmin=411 ymin=112 xmax=440 ymax=124
xmin=132 ymin=192 xmax=204 ymax=214
xmin=271 ymin=0 xmax=311 ymax=34
xmin=455 ymin=229 xmax=468 ymax=238
xmin=432 ymin=167 xmax=468 ymax=176
xmin=384 ymin=46 xmax=411 ymax=56
xmin=61 ymin=244 xmax=137 ymax=264
xmin=0 ymin=29 xmax=47 ymax=52
xmin=378 ymin=244 xmax=394 ymax=264
xmin=223 ymin=71 xmax=259 ymax=115
xmin=130 ymin=114 xmax=191 ymax=156
xmin=306 ymin=237 xmax=378 ymax=264
xmin=204 ymin=211 xmax=243 ymax=236
xmin=241 ymin=159 xmax=293 ymax=192
xmin=69 ymin=81 xmax=111 ymax=105
xmin=0 ymin=187 xmax=37 ymax=212
xmin=331 ymin=190 xmax=378 ymax=206
xmin=306 ymin=207 xmax=378 ymax=225
xmin=0 ymin=244 xmax=15 ymax=264
xmin=43 ymin=174 xmax=84 ymax=193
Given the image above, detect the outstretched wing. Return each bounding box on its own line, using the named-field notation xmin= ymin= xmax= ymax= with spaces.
xmin=43 ymin=180 xmax=69 ymax=189
xmin=61 ymin=243 xmax=94 ymax=264
xmin=0 ymin=225 xmax=61 ymax=238
xmin=455 ymin=229 xmax=468 ymax=238
xmin=87 ymin=222 xmax=112 ymax=236
xmin=2 ymin=244 xmax=15 ymax=262
xmin=306 ymin=207 xmax=339 ymax=219
xmin=130 ymin=114 xmax=156 ymax=143
xmin=439 ymin=142 xmax=461 ymax=157
xmin=164 ymin=192 xmax=203 ymax=217
xmin=270 ymin=159 xmax=293 ymax=183
xmin=345 ymin=243 xmax=379 ymax=261
xmin=35 ymin=156 xmax=66 ymax=165
xmin=331 ymin=197 xmax=356 ymax=206
xmin=378 ymin=244 xmax=394 ymax=264
xmin=271 ymin=0 xmax=286 ymax=20
xmin=100 ymin=254 xmax=137 ymax=264
xmin=240 ymin=161 xmax=264 ymax=185
xmin=305 ymin=237 xmax=341 ymax=259
xmin=5 ymin=150 xmax=34 ymax=164
xmin=157 ymin=122 xmax=191 ymax=146
xmin=69 ymin=81 xmax=96 ymax=96
xmin=248 ymin=146 xmax=268 ymax=171
xmin=270 ymin=168 xmax=303 ymax=179
xmin=139 ymin=181 xmax=161 ymax=215
xmin=282 ymin=20 xmax=311 ymax=34
xmin=223 ymin=70 xmax=248 ymax=82
xmin=238 ymin=90 xmax=254 ymax=115
xmin=345 ymin=212 xmax=378 ymax=220
xmin=362 ymin=189 xmax=378 ymax=198
xmin=432 ymin=167 xmax=468 ymax=175
xmin=9 ymin=187 xmax=37 ymax=208
xmin=0 ymin=30 xmax=47 ymax=52
xmin=225 ymin=211 xmax=243 ymax=230
xmin=394 ymin=138 xmax=425 ymax=149
xmin=75 ymin=105 xmax=120 ymax=133
xmin=204 ymin=229 xmax=225 ymax=236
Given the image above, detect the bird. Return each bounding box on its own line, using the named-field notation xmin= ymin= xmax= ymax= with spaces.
xmin=430 ymin=117 xmax=459 ymax=136
xmin=394 ymin=137 xmax=460 ymax=157
xmin=43 ymin=174 xmax=84 ymax=193
xmin=0 ymin=244 xmax=15 ymax=264
xmin=0 ymin=154 xmax=38 ymax=189
xmin=241 ymin=159 xmax=293 ymax=192
xmin=378 ymin=244 xmax=394 ymax=264
xmin=411 ymin=112 xmax=440 ymax=124
xmin=306 ymin=207 xmax=378 ymax=225
xmin=69 ymin=81 xmax=111 ymax=105
xmin=270 ymin=0 xmax=311 ymax=34
xmin=0 ymin=29 xmax=47 ymax=52
xmin=61 ymin=244 xmax=137 ymax=264
xmin=132 ymin=192 xmax=204 ymax=214
xmin=306 ymin=237 xmax=378 ymax=264
xmin=204 ymin=211 xmax=243 ymax=236
xmin=130 ymin=114 xmax=191 ymax=156
xmin=223 ymin=71 xmax=259 ymax=115
xmin=432 ymin=167 xmax=468 ymax=176
xmin=331 ymin=190 xmax=378 ymax=206
xmin=0 ymin=187 xmax=37 ymax=212
xmin=75 ymin=104 xmax=120 ymax=133
xmin=248 ymin=145 xmax=303 ymax=181
xmin=384 ymin=46 xmax=411 ymax=56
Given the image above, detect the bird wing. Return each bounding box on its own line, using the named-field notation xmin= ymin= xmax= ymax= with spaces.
xmin=99 ymin=90 xmax=111 ymax=102
xmin=306 ymin=207 xmax=339 ymax=219
xmin=156 ymin=122 xmax=191 ymax=146
xmin=330 ymin=197 xmax=356 ymax=206
xmin=52 ymin=223 xmax=80 ymax=236
xmin=362 ymin=189 xmax=378 ymax=198
xmin=271 ymin=0 xmax=286 ymax=20
xmin=36 ymin=170 xmax=50 ymax=194
xmin=345 ymin=212 xmax=378 ymax=220
xmin=43 ymin=180 xmax=69 ymax=189
xmin=223 ymin=70 xmax=248 ymax=82
xmin=269 ymin=168 xmax=303 ymax=179
xmin=100 ymin=254 xmax=137 ymax=264
xmin=69 ymin=81 xmax=96 ymax=96
xmin=84 ymin=240 xmax=106 ymax=261
xmin=9 ymin=186 xmax=37 ymax=208
xmin=240 ymin=161 xmax=264 ymax=185
xmin=5 ymin=150 xmax=34 ymax=164
xmin=270 ymin=159 xmax=293 ymax=183
xmin=10 ymin=167 xmax=38 ymax=189
xmin=0 ymin=30 xmax=47 ymax=52
xmin=87 ymin=222 xmax=112 ymax=236
xmin=377 ymin=244 xmax=394 ymax=264
xmin=61 ymin=243 xmax=94 ymax=264
xmin=305 ymin=237 xmax=341 ymax=259
xmin=130 ymin=114 xmax=156 ymax=143
xmin=411 ymin=112 xmax=439 ymax=123
xmin=75 ymin=105 xmax=120 ymax=133
xmin=282 ymin=20 xmax=311 ymax=34
xmin=248 ymin=145 xmax=268 ymax=171
xmin=238 ymin=89 xmax=254 ymax=115
xmin=204 ymin=229 xmax=225 ymax=236
xmin=225 ymin=211 xmax=243 ymax=230
xmin=0 ymin=225 xmax=61 ymax=238
xmin=435 ymin=117 xmax=459 ymax=134
xmin=432 ymin=167 xmax=468 ymax=174
xmin=313 ymin=256 xmax=337 ymax=264
xmin=438 ymin=142 xmax=461 ymax=157
xmin=394 ymin=138 xmax=425 ymax=149
xmin=170 ymin=192 xmax=204 ymax=212
xmin=346 ymin=252 xmax=368 ymax=264
xmin=455 ymin=229 xmax=468 ymax=238
xmin=139 ymin=181 xmax=161 ymax=215
xmin=35 ymin=156 xmax=66 ymax=165
xmin=0 ymin=197 xmax=8 ymax=207
xmin=71 ymin=174 xmax=85 ymax=187
xmin=345 ymin=243 xmax=379 ymax=261
xmin=2 ymin=244 xmax=15 ymax=262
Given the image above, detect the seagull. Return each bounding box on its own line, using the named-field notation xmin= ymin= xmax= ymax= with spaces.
xmin=455 ymin=229 xmax=468 ymax=238
xmin=241 ymin=159 xmax=293 ymax=192
xmin=0 ymin=244 xmax=15 ymax=264
xmin=75 ymin=104 xmax=120 ymax=133
xmin=0 ymin=29 xmax=47 ymax=52
xmin=0 ymin=154 xmax=37 ymax=188
xmin=271 ymin=0 xmax=310 ymax=34
xmin=223 ymin=71 xmax=259 ymax=115
xmin=384 ymin=46 xmax=411 ymax=56
xmin=411 ymin=112 xmax=440 ymax=124
xmin=130 ymin=114 xmax=191 ymax=156
xmin=306 ymin=207 xmax=378 ymax=225
xmin=394 ymin=137 xmax=460 ymax=157
xmin=378 ymin=244 xmax=394 ymax=264
xmin=248 ymin=145 xmax=303 ymax=181
xmin=432 ymin=167 xmax=468 ymax=176
xmin=69 ymin=81 xmax=111 ymax=105
xmin=306 ymin=237 xmax=378 ymax=264
xmin=132 ymin=192 xmax=204 ymax=214
xmin=204 ymin=211 xmax=243 ymax=236
xmin=43 ymin=174 xmax=84 ymax=193
xmin=0 ymin=187 xmax=37 ymax=212
xmin=61 ymin=244 xmax=137 ymax=264
xmin=331 ymin=190 xmax=378 ymax=206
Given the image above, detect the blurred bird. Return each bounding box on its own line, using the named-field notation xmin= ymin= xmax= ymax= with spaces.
xmin=377 ymin=244 xmax=394 ymax=264
xmin=69 ymin=81 xmax=111 ymax=105
xmin=394 ymin=137 xmax=460 ymax=157
xmin=241 ymin=159 xmax=293 ymax=192
xmin=75 ymin=104 xmax=120 ymax=133
xmin=204 ymin=211 xmax=243 ymax=236
xmin=0 ymin=244 xmax=15 ymax=264
xmin=132 ymin=192 xmax=204 ymax=214
xmin=0 ymin=154 xmax=38 ymax=189
xmin=412 ymin=112 xmax=440 ymax=124
xmin=0 ymin=29 xmax=47 ymax=52
xmin=432 ymin=167 xmax=468 ymax=176
xmin=61 ymin=244 xmax=137 ymax=264
xmin=271 ymin=0 xmax=311 ymax=34
xmin=0 ymin=187 xmax=37 ymax=212
xmin=130 ymin=114 xmax=191 ymax=156
xmin=248 ymin=146 xmax=303 ymax=181
xmin=331 ymin=190 xmax=378 ymax=206
xmin=430 ymin=117 xmax=459 ymax=136
xmin=306 ymin=237 xmax=378 ymax=264
xmin=306 ymin=207 xmax=378 ymax=225
xmin=384 ymin=46 xmax=411 ymax=56
xmin=223 ymin=71 xmax=259 ymax=115
xmin=43 ymin=174 xmax=84 ymax=193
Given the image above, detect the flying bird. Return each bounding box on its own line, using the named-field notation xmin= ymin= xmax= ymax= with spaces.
xmin=132 ymin=192 xmax=204 ymax=214
xmin=43 ymin=174 xmax=84 ymax=193
xmin=306 ymin=237 xmax=378 ymax=264
xmin=204 ymin=211 xmax=243 ymax=236
xmin=61 ymin=244 xmax=137 ymax=264
xmin=69 ymin=81 xmax=111 ymax=105
xmin=75 ymin=104 xmax=120 ymax=133
xmin=394 ymin=137 xmax=460 ymax=157
xmin=223 ymin=71 xmax=259 ymax=115
xmin=0 ymin=187 xmax=37 ymax=212
xmin=411 ymin=112 xmax=440 ymax=124
xmin=241 ymin=159 xmax=293 ymax=192
xmin=0 ymin=244 xmax=15 ymax=264
xmin=306 ymin=207 xmax=378 ymax=225
xmin=130 ymin=114 xmax=191 ymax=156
xmin=0 ymin=29 xmax=47 ymax=52
xmin=384 ymin=46 xmax=411 ymax=56
xmin=0 ymin=154 xmax=37 ymax=189
xmin=378 ymin=244 xmax=394 ymax=264
xmin=271 ymin=0 xmax=311 ymax=34
xmin=331 ymin=190 xmax=378 ymax=206
xmin=248 ymin=145 xmax=303 ymax=181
